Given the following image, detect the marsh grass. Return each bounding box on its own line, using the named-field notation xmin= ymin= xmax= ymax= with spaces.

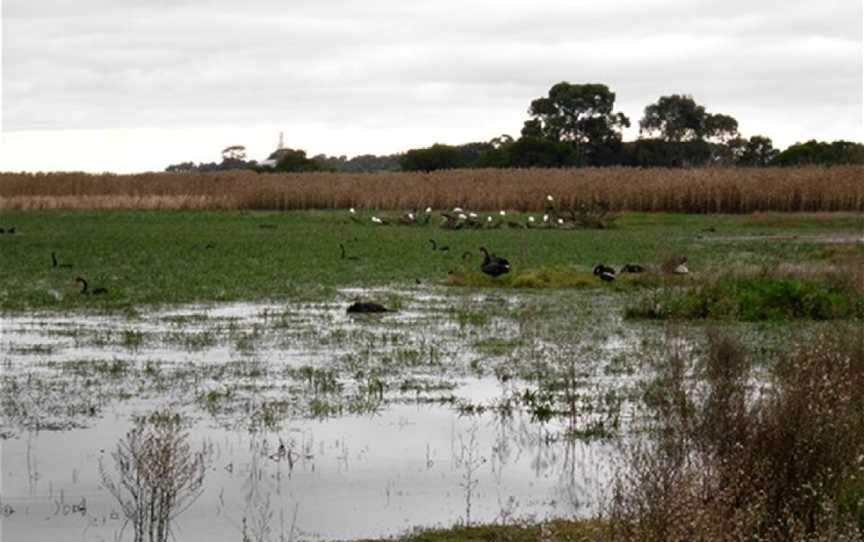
xmin=608 ymin=327 xmax=864 ymax=541
xmin=3 ymin=166 xmax=863 ymax=213
xmin=1 ymin=209 xmax=859 ymax=311
xmin=627 ymin=271 xmax=864 ymax=321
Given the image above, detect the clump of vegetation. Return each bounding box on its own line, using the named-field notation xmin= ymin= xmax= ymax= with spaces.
xmin=608 ymin=328 xmax=864 ymax=541
xmin=628 ymin=274 xmax=864 ymax=321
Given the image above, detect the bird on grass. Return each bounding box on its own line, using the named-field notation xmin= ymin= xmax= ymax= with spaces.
xmin=593 ymin=264 xmax=616 ymax=282
xmin=347 ymin=301 xmax=390 ymax=314
xmin=51 ymin=252 xmax=73 ymax=269
xmin=339 ymin=243 xmax=360 ymax=261
xmin=479 ymin=246 xmax=511 ymax=277
xmin=620 ymin=264 xmax=645 ymax=274
xmin=429 ymin=239 xmax=449 ymax=252
xmin=75 ymin=277 xmax=107 ymax=295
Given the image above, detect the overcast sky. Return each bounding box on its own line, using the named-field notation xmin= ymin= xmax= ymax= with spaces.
xmin=1 ymin=0 xmax=862 ymax=172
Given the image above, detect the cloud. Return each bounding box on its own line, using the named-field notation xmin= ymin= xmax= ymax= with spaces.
xmin=2 ymin=0 xmax=861 ymax=171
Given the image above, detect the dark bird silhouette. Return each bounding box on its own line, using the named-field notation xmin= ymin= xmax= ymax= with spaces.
xmin=429 ymin=239 xmax=449 ymax=252
xmin=75 ymin=277 xmax=107 ymax=295
xmin=6 ymin=227 xmax=15 ymax=235
xmin=620 ymin=264 xmax=645 ymax=274
xmin=347 ymin=301 xmax=389 ymax=314
xmin=479 ymin=246 xmax=511 ymax=277
xmin=0 ymin=228 xmax=4 ymax=234
xmin=51 ymin=252 xmax=73 ymax=269
xmin=339 ymin=243 xmax=360 ymax=261
xmin=593 ymin=264 xmax=616 ymax=282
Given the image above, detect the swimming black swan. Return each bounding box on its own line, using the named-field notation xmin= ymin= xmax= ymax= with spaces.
xmin=51 ymin=252 xmax=73 ymax=269
xmin=75 ymin=277 xmax=107 ymax=295
xmin=347 ymin=301 xmax=390 ymax=314
xmin=593 ymin=264 xmax=616 ymax=282
xmin=620 ymin=264 xmax=645 ymax=273
xmin=479 ymin=246 xmax=511 ymax=277
xmin=429 ymin=239 xmax=449 ymax=252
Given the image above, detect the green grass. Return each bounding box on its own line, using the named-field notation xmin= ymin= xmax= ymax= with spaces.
xmin=627 ymin=276 xmax=864 ymax=321
xmin=348 ymin=519 xmax=605 ymax=542
xmin=0 ymin=209 xmax=860 ymax=311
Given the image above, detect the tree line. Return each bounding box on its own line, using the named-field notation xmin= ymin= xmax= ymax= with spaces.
xmin=166 ymin=82 xmax=864 ymax=173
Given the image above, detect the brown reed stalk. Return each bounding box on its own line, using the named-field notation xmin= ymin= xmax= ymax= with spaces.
xmin=1 ymin=166 xmax=862 ymax=213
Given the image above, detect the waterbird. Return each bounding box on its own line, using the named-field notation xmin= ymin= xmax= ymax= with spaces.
xmin=429 ymin=239 xmax=449 ymax=252
xmin=339 ymin=243 xmax=359 ymax=261
xmin=51 ymin=252 xmax=73 ymax=269
xmin=620 ymin=264 xmax=645 ymax=274
xmin=593 ymin=264 xmax=616 ymax=282
xmin=347 ymin=301 xmax=390 ymax=314
xmin=75 ymin=277 xmax=107 ymax=295
xmin=673 ymin=257 xmax=690 ymax=275
xmin=479 ymin=246 xmax=511 ymax=277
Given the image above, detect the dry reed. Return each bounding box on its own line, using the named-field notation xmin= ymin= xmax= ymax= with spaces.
xmin=1 ymin=166 xmax=863 ymax=212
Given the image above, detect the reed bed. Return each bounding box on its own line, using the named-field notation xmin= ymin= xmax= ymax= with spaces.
xmin=1 ymin=166 xmax=862 ymax=212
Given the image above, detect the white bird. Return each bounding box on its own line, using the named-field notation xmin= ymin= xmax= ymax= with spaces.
xmin=453 ymin=207 xmax=464 ymax=213
xmin=408 ymin=213 xmax=415 ymax=220
xmin=487 ymin=216 xmax=493 ymax=222
xmin=350 ymin=208 xmax=356 ymax=214
xmin=425 ymin=207 xmax=432 ymax=213
xmin=371 ymin=216 xmax=383 ymax=224
xmin=557 ymin=218 xmax=564 ymax=225
xmin=499 ymin=210 xmax=506 ymax=216
xmin=469 ymin=212 xmax=478 ymax=218
xmin=458 ymin=213 xmax=468 ymax=220
xmin=546 ymin=195 xmax=554 ymax=202
xmin=543 ymin=214 xmax=549 ymax=222
xmin=528 ymin=216 xmax=535 ymax=223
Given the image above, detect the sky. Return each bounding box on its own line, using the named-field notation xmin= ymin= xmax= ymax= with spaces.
xmin=1 ymin=0 xmax=862 ymax=173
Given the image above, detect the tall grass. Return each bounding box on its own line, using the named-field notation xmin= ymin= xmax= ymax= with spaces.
xmin=608 ymin=328 xmax=864 ymax=541
xmin=2 ymin=166 xmax=863 ymax=212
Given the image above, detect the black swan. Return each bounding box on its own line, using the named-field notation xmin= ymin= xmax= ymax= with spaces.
xmin=479 ymin=246 xmax=511 ymax=277
xmin=620 ymin=264 xmax=645 ymax=274
xmin=593 ymin=264 xmax=616 ymax=282
xmin=429 ymin=239 xmax=449 ymax=252
xmin=347 ymin=301 xmax=389 ymax=314
xmin=75 ymin=277 xmax=107 ymax=295
xmin=51 ymin=252 xmax=73 ymax=269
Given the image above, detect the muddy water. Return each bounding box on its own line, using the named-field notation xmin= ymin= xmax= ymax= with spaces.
xmin=1 ymin=288 xmax=639 ymax=541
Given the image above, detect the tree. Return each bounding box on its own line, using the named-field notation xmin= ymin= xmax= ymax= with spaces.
xmin=772 ymin=140 xmax=864 ymax=166
xmin=221 ymin=145 xmax=247 ymax=161
xmin=268 ymin=148 xmax=320 ymax=172
xmin=523 ymin=82 xmax=630 ymax=165
xmin=400 ymin=144 xmax=465 ymax=171
xmin=640 ymin=95 xmax=738 ymax=143
xmin=735 ymin=135 xmax=779 ymax=167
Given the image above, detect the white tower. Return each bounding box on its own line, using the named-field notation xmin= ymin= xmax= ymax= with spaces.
xmin=278 ymin=132 xmax=285 ymax=150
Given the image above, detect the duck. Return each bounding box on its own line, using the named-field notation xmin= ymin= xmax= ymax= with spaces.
xmin=479 ymin=246 xmax=511 ymax=277
xmin=593 ymin=264 xmax=616 ymax=282
xmin=75 ymin=277 xmax=107 ymax=295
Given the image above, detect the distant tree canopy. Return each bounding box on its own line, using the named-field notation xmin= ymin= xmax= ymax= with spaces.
xmin=166 ymin=84 xmax=862 ymax=173
xmin=771 ymin=140 xmax=864 ymax=166
xmin=640 ymin=95 xmax=739 ymax=143
xmin=312 ymin=153 xmax=401 ymax=172
xmin=266 ymin=148 xmax=321 ymax=172
xmin=523 ymin=82 xmax=630 ymax=166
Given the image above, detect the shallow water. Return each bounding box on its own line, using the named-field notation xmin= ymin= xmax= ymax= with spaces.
xmin=1 ymin=288 xmax=649 ymax=541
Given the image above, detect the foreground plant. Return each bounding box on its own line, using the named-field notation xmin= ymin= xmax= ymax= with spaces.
xmin=608 ymin=327 xmax=864 ymax=541
xmin=99 ymin=412 xmax=208 ymax=542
